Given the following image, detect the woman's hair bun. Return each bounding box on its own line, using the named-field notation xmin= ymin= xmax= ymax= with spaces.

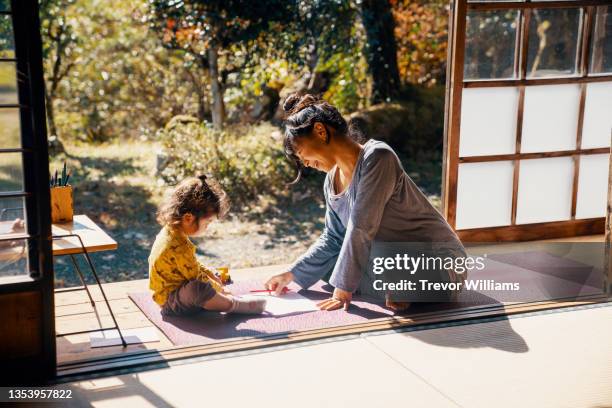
xmin=282 ymin=93 xmax=320 ymax=115
xmin=282 ymin=93 xmax=301 ymax=113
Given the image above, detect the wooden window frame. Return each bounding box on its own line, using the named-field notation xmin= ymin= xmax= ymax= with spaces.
xmin=0 ymin=0 xmax=56 ymax=382
xmin=442 ymin=0 xmax=612 ymax=242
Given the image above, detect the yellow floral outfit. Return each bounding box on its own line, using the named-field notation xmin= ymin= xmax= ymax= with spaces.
xmin=148 ymin=225 xmax=223 ymax=310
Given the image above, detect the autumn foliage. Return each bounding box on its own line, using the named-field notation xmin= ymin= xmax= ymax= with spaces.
xmin=392 ymin=0 xmax=449 ymax=86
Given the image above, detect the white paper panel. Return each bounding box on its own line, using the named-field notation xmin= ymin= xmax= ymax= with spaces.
xmin=576 ymin=154 xmax=609 ymax=219
xmin=581 ymin=82 xmax=612 ymax=149
xmin=521 ymin=84 xmax=580 ymax=153
xmin=516 ymin=157 xmax=574 ymax=224
xmin=456 ymin=161 xmax=514 ymax=229
xmin=459 ymin=87 xmax=518 ymax=157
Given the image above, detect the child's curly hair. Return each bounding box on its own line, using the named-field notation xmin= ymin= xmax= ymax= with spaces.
xmin=156 ymin=174 xmax=230 ymax=226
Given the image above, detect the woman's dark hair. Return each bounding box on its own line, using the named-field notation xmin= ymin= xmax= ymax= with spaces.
xmin=156 ymin=174 xmax=230 ymax=226
xmin=283 ymin=93 xmax=365 ymax=183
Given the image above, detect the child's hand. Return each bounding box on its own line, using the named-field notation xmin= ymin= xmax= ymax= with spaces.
xmin=265 ymin=271 xmax=294 ymax=296
xmin=221 ymin=286 xmax=232 ymax=295
xmin=210 ymin=273 xmax=223 ymax=286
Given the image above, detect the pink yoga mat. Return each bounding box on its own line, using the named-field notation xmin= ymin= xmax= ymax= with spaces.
xmin=129 ymin=253 xmax=603 ymax=346
xmin=129 ymin=280 xmax=395 ymax=346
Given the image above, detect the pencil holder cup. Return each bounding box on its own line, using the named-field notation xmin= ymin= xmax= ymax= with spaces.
xmin=50 ymin=185 xmax=73 ymax=223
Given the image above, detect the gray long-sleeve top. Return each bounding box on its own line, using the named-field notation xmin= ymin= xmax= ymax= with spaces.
xmin=289 ymin=139 xmax=466 ymax=293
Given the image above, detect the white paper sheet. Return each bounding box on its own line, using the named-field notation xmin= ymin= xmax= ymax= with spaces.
xmin=89 ymin=327 xmax=159 ymax=348
xmin=239 ymin=292 xmax=319 ymax=316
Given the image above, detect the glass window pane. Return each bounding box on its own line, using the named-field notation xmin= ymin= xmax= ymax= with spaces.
xmin=590 ymin=5 xmax=612 ymax=75
xmin=0 ymin=196 xmax=28 ymax=284
xmin=0 ymin=61 xmax=18 ymax=104
xmin=521 ymin=84 xmax=580 ymax=153
xmin=0 ymin=1 xmax=9 ymax=12
xmin=456 ymin=161 xmax=514 ymax=229
xmin=516 ymin=157 xmax=574 ymax=224
xmin=464 ymin=10 xmax=518 ymax=80
xmin=0 ymin=238 xmax=29 ymax=284
xmin=582 ymin=81 xmax=612 ymax=149
xmin=527 ymin=8 xmax=581 ymax=78
xmin=0 ymin=196 xmax=25 ymax=230
xmin=459 ymin=87 xmax=518 ymax=156
xmin=0 ymin=152 xmax=23 ymax=192
xmin=576 ymin=154 xmax=609 ymax=219
xmin=0 ymin=108 xmax=20 ymax=148
xmin=0 ymin=14 xmax=14 ymax=58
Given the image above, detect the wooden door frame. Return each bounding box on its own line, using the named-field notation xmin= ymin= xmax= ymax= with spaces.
xmin=0 ymin=0 xmax=56 ymax=383
xmin=442 ymin=0 xmax=612 ymax=242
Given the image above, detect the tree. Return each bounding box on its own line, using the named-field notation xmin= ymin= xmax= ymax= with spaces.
xmin=39 ymin=0 xmax=79 ymax=153
xmin=290 ymin=0 xmax=360 ymax=96
xmin=150 ymin=0 xmax=295 ymax=129
xmin=392 ymin=0 xmax=448 ymax=87
xmin=40 ymin=0 xmax=208 ymax=143
xmin=360 ymin=0 xmax=401 ymax=104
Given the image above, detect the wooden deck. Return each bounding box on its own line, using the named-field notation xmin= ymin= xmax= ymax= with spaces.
xmin=55 ymin=235 xmax=606 ymax=367
xmin=55 ymin=264 xmax=288 ymax=366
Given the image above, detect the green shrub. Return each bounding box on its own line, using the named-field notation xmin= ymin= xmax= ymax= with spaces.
xmin=158 ymin=119 xmax=296 ymax=207
xmin=349 ymin=84 xmax=445 ymax=155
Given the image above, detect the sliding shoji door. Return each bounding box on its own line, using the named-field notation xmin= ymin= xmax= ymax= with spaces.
xmin=442 ymin=0 xmax=612 ymax=242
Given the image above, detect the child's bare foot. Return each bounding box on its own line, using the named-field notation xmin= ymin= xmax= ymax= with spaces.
xmin=227 ymin=296 xmax=266 ymax=314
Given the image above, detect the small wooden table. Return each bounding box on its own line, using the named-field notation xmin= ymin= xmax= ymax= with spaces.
xmin=51 ymin=215 xmax=126 ymax=347
xmin=52 ymin=214 xmax=118 ymax=255
xmin=1 ymin=214 xmax=126 ymax=346
xmin=0 ymin=214 xmax=117 ymax=258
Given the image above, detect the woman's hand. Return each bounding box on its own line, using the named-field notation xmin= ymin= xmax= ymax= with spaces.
xmin=317 ymin=287 xmax=352 ymax=311
xmin=265 ymin=271 xmax=294 ymax=296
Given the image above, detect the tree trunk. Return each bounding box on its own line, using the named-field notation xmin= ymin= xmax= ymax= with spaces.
xmin=185 ymin=67 xmax=209 ymax=121
xmin=360 ymin=0 xmax=401 ymax=104
xmin=207 ymin=45 xmax=225 ymax=129
xmin=44 ymin=86 xmax=64 ymax=154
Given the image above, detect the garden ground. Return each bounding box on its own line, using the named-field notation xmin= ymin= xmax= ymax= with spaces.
xmin=48 ymin=131 xmax=442 ymax=287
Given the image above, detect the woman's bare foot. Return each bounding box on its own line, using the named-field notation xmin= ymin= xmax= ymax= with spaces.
xmin=385 ymin=295 xmax=411 ymax=312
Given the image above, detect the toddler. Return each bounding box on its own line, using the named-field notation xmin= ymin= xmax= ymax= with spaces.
xmin=148 ymin=174 xmax=266 ymax=316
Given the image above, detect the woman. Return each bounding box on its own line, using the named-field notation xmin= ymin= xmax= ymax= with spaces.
xmin=265 ymin=93 xmax=466 ymax=311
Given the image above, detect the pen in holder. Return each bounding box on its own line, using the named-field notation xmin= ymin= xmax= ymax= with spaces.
xmin=50 ymin=162 xmax=73 ymax=224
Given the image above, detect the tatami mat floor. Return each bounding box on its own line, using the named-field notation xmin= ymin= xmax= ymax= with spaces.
xmin=57 ymin=302 xmax=612 ymax=408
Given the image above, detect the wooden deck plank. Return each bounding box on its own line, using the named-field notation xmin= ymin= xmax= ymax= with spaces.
xmin=54 ymin=279 xmax=150 ymax=306
xmin=56 ymin=311 xmax=156 ymax=334
xmin=55 ymin=298 xmax=140 ymax=318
